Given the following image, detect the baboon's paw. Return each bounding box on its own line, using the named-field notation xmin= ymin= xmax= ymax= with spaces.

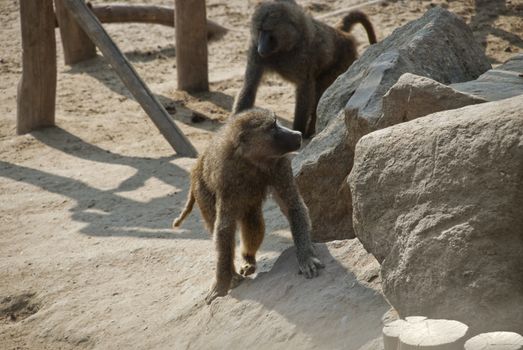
xmin=298 ymin=255 xmax=324 ymax=279
xmin=239 ymin=263 xmax=256 ymax=276
xmin=205 ymin=284 xmax=228 ymax=305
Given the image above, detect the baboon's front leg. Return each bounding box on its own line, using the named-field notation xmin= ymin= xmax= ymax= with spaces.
xmin=232 ymin=45 xmax=264 ymax=114
xmin=272 ymin=160 xmax=324 ymax=278
xmin=205 ymin=205 xmax=237 ymax=304
xmin=239 ymin=205 xmax=265 ymax=276
xmin=294 ymin=79 xmax=316 ymax=138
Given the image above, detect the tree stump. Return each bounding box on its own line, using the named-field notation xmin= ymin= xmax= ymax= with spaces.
xmin=55 ymin=0 xmax=96 ymax=64
xmin=17 ymin=0 xmax=57 ymax=134
xmin=175 ymin=0 xmax=209 ymax=92
xmin=465 ymin=332 xmax=523 ymax=350
xmin=399 ymin=319 xmax=469 ymax=350
xmin=383 ymin=319 xmax=408 ymax=350
xmin=405 ymin=316 xmax=428 ymax=324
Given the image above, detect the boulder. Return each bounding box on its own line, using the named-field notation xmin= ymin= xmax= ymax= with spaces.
xmin=317 ymin=6 xmax=491 ymax=133
xmin=379 ymin=54 xmax=523 ymax=127
xmin=294 ymin=7 xmax=491 ymax=241
xmin=348 ymin=96 xmax=523 ymax=334
xmin=451 ymin=54 xmax=523 ymax=101
xmin=381 ymin=73 xmax=487 ymax=126
xmin=292 ymin=120 xmax=353 ymax=242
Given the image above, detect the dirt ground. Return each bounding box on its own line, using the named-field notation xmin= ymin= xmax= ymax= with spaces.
xmin=1 ymin=0 xmax=522 ymax=349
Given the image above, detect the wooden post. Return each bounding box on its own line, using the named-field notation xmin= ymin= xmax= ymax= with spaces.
xmin=55 ymin=0 xmax=96 ymax=64
xmin=61 ymin=0 xmax=198 ymax=157
xmin=17 ymin=0 xmax=57 ymax=134
xmin=175 ymin=0 xmax=209 ymax=92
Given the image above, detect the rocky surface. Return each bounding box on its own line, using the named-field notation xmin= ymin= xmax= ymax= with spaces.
xmin=294 ymin=7 xmax=491 ymax=241
xmin=452 ymin=54 xmax=523 ymax=101
xmin=349 ymin=96 xmax=523 ymax=334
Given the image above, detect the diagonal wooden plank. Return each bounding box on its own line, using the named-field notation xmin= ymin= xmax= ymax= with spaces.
xmin=61 ymin=0 xmax=198 ymax=158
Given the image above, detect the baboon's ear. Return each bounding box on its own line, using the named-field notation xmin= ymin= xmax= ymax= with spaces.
xmin=233 ymin=129 xmax=246 ymax=149
xmin=233 ymin=130 xmax=248 ymax=157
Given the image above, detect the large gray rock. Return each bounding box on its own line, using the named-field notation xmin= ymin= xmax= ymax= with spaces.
xmin=317 ymin=6 xmax=491 ymax=133
xmin=348 ymin=96 xmax=523 ymax=334
xmin=381 ymin=73 xmax=487 ymax=126
xmin=294 ymin=7 xmax=491 ymax=241
xmin=293 ymin=121 xmax=353 ymax=242
xmin=451 ymin=54 xmax=523 ymax=101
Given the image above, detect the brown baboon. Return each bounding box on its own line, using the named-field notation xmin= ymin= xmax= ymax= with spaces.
xmin=232 ymin=0 xmax=377 ymax=138
xmin=174 ymin=108 xmax=323 ymax=304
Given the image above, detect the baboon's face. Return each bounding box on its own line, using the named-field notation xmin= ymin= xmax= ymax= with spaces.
xmin=252 ymin=3 xmax=300 ymax=58
xmin=235 ymin=110 xmax=302 ymax=161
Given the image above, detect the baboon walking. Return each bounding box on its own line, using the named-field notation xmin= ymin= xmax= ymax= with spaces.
xmin=174 ymin=108 xmax=323 ymax=304
xmin=232 ymin=0 xmax=377 ymax=138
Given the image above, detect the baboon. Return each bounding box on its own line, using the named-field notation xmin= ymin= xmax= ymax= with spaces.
xmin=232 ymin=0 xmax=377 ymax=138
xmin=174 ymin=108 xmax=323 ymax=304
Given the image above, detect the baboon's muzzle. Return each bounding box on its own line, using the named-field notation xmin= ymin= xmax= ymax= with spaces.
xmin=275 ymin=124 xmax=302 ymax=154
xmin=257 ymin=30 xmax=275 ymax=57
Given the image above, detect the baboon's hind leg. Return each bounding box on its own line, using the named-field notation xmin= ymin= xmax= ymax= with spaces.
xmin=239 ymin=205 xmax=265 ymax=276
xmin=294 ymin=79 xmax=316 ymax=138
xmin=193 ymin=181 xmax=216 ymax=233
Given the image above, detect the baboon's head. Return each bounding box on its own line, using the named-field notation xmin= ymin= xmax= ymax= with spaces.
xmin=251 ymin=0 xmax=302 ymax=58
xmin=230 ymin=108 xmax=302 ymax=161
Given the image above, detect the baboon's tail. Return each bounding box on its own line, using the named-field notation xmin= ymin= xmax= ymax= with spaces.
xmin=173 ymin=188 xmax=195 ymax=228
xmin=338 ymin=10 xmax=377 ymax=44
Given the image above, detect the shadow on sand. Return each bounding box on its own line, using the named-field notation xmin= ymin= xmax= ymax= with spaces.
xmin=0 ymin=127 xmax=202 ymax=240
xmin=63 ymin=51 xmax=234 ymax=133
xmin=470 ymin=0 xmax=523 ymax=63
xmin=226 ymin=244 xmax=388 ymax=349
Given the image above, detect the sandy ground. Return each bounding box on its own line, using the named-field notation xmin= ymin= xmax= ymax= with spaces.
xmin=1 ymin=0 xmax=522 ymax=349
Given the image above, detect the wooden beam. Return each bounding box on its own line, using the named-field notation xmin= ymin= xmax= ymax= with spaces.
xmin=86 ymin=4 xmax=227 ymax=41
xmin=61 ymin=0 xmax=198 ymax=158
xmin=317 ymin=0 xmax=382 ymax=20
xmin=175 ymin=0 xmax=209 ymax=93
xmin=17 ymin=0 xmax=57 ymax=134
xmin=55 ymin=0 xmax=97 ymax=64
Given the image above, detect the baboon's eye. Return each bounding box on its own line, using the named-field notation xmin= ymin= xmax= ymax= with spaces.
xmin=266 ymin=119 xmax=277 ymax=131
